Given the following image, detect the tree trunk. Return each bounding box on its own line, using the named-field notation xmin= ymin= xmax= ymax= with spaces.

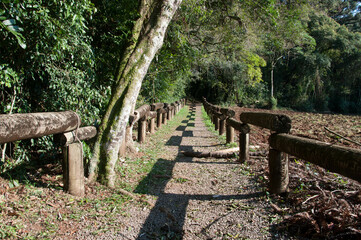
xmin=270 ymin=67 xmax=274 ymax=99
xmin=88 ymin=0 xmax=182 ymax=187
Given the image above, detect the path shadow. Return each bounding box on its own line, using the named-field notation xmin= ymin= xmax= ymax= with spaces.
xmin=135 ymin=103 xmax=260 ymax=239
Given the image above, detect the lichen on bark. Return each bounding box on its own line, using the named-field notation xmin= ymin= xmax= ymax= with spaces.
xmin=88 ymin=0 xmax=182 ymax=187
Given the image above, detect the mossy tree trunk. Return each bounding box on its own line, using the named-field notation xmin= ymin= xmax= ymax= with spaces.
xmin=88 ymin=0 xmax=182 ymax=187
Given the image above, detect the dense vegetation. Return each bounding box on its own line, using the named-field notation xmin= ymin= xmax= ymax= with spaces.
xmin=156 ymin=0 xmax=361 ymax=113
xmin=1 ymin=0 xmax=360 ymax=167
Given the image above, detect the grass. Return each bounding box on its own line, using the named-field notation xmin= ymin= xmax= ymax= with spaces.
xmin=115 ymin=106 xmax=189 ymax=195
xmin=174 ymin=177 xmax=189 ymax=183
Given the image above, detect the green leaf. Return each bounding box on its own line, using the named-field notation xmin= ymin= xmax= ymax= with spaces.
xmin=2 ymin=19 xmax=16 ymax=26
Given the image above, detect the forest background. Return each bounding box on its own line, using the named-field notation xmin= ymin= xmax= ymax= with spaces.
xmin=1 ymin=0 xmax=361 ymax=170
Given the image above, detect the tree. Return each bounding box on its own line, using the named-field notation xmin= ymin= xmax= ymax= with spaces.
xmin=1 ymin=0 xmax=98 ymax=166
xmin=322 ymin=0 xmax=361 ymax=32
xmin=174 ymin=0 xmax=279 ymax=104
xmin=88 ymin=0 xmax=182 ymax=187
xmin=273 ymin=10 xmax=361 ymax=113
xmin=261 ymin=1 xmax=314 ymax=108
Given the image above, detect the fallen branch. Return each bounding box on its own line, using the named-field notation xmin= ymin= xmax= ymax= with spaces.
xmin=270 ymin=203 xmax=284 ymax=214
xmin=324 ymin=127 xmax=361 ymax=147
xmin=302 ymin=194 xmax=319 ymax=205
xmin=182 ymin=147 xmax=239 ymax=158
xmin=117 ymin=188 xmax=155 ymax=208
xmin=182 ymin=147 xmax=267 ymax=158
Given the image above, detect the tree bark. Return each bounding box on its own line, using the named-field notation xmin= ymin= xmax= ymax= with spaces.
xmin=270 ymin=67 xmax=274 ymax=99
xmin=88 ymin=0 xmax=182 ymax=187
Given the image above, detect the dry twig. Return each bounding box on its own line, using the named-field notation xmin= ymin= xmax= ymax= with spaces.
xmin=324 ymin=127 xmax=361 ymax=147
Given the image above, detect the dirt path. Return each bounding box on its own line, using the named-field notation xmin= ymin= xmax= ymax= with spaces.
xmin=76 ymin=103 xmax=284 ymax=239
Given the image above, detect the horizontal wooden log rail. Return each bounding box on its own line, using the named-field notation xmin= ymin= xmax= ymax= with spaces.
xmin=240 ymin=112 xmax=291 ymax=133
xmin=130 ymin=100 xmax=188 ymax=144
xmin=151 ymin=103 xmax=164 ymax=111
xmin=226 ymin=118 xmax=250 ymax=134
xmin=58 ymin=126 xmax=97 ymax=146
xmin=220 ymin=108 xmax=235 ymax=118
xmin=147 ymin=111 xmax=157 ymax=119
xmin=0 ymin=111 xmax=93 ymax=196
xmin=202 ymin=97 xmax=361 ymax=195
xmin=269 ymin=133 xmax=361 ymax=183
xmin=0 ymin=111 xmax=80 ymax=144
xmin=0 ymin=99 xmax=186 ymax=196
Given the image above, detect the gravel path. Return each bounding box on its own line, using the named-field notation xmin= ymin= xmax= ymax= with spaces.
xmin=76 ymin=103 xmax=283 ymax=240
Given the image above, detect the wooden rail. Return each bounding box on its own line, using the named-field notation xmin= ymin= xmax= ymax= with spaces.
xmin=0 ymin=111 xmax=92 ymax=196
xmin=202 ymin=97 xmax=361 ymax=194
xmin=0 ymin=98 xmax=186 ymax=197
xmin=0 ymin=111 xmax=80 ymax=144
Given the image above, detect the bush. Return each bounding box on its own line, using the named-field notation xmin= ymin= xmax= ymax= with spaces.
xmin=270 ymin=97 xmax=278 ymax=110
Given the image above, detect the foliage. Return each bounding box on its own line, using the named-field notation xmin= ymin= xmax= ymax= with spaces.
xmin=0 ymin=0 xmax=102 ymax=166
xmin=274 ymin=11 xmax=361 ymax=113
xmin=270 ymin=97 xmax=278 ymax=110
xmin=90 ymin=0 xmax=139 ymax=95
xmin=0 ymin=0 xmax=103 ymax=122
xmin=321 ymin=0 xmax=361 ymax=32
xmin=173 ymin=0 xmax=280 ymax=105
xmin=140 ymin=14 xmax=195 ymax=103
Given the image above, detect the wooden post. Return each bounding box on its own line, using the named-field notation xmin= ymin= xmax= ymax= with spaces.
xmin=138 ymin=118 xmax=147 ymax=143
xmin=219 ymin=119 xmax=226 ymax=135
xmin=58 ymin=126 xmax=97 ymax=197
xmin=239 ymin=131 xmax=249 ymax=163
xmin=268 ymin=148 xmax=289 ymax=194
xmin=162 ymin=111 xmax=167 ymax=125
xmin=59 ymin=126 xmax=97 ymax=146
xmin=157 ymin=110 xmax=162 ymax=128
xmin=151 ymin=103 xmax=164 ymax=111
xmin=167 ymin=108 xmax=171 ymax=120
xmin=226 ymin=125 xmax=234 ymax=143
xmin=63 ymin=142 xmax=84 ymax=197
xmin=149 ymin=118 xmax=155 ymax=134
xmin=214 ymin=116 xmax=219 ymax=131
xmin=57 ymin=126 xmax=97 ymax=197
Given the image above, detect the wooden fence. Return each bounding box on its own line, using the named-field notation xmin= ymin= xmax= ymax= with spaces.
xmin=0 ymin=99 xmax=186 ymax=196
xmin=202 ymin=97 xmax=361 ymax=194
